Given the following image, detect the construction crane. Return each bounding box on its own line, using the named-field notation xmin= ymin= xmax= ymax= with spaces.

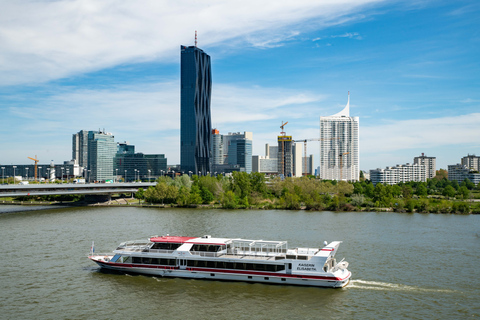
xmin=28 ymin=155 xmax=39 ymax=182
xmin=339 ymin=152 xmax=349 ymax=181
xmin=279 ymin=121 xmax=288 ymax=176
xmin=294 ymin=138 xmax=339 ymax=176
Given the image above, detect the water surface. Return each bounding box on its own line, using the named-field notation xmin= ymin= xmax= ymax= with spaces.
xmin=0 ymin=206 xmax=478 ymax=319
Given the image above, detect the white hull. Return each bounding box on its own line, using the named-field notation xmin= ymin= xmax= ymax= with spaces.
xmin=90 ymin=255 xmax=351 ymax=288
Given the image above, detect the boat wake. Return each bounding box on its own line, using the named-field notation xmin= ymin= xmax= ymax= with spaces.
xmin=348 ymin=280 xmax=455 ymax=293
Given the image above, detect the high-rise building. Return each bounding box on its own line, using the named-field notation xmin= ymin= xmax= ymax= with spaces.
xmin=180 ymin=44 xmax=212 ymax=175
xmin=413 ymin=153 xmax=436 ymax=179
xmin=224 ymin=132 xmax=253 ymax=173
xmin=319 ymin=93 xmax=359 ymax=181
xmin=292 ymin=142 xmax=303 ymax=177
xmin=302 ymin=155 xmax=315 ymax=176
xmin=278 ymin=135 xmax=293 ymax=177
xmin=461 ymin=154 xmax=480 ymax=171
xmin=88 ymin=131 xmax=116 ymax=182
xmin=72 ymin=130 xmax=93 ymax=167
xmin=211 ymin=129 xmax=224 ymax=166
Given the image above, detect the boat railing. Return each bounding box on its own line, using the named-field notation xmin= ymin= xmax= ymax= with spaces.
xmin=190 ymin=251 xmax=222 ymax=258
xmin=227 ymin=248 xmax=286 ymax=258
xmin=147 ymin=249 xmax=175 ymax=254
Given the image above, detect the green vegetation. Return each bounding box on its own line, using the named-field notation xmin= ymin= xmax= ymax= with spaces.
xmin=138 ymin=173 xmax=480 ymax=214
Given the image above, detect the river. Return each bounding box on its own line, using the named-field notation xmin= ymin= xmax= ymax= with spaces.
xmin=0 ymin=205 xmax=478 ymax=319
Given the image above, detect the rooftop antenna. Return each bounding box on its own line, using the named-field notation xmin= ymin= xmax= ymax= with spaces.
xmin=195 ymin=30 xmax=197 ymax=47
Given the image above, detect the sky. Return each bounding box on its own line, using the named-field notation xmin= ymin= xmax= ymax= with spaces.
xmin=0 ymin=0 xmax=479 ymax=171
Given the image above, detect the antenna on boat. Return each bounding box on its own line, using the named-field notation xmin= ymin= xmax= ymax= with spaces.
xmin=323 ymin=241 xmax=328 ymax=246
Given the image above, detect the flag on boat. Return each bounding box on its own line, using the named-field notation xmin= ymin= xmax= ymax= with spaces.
xmin=90 ymin=241 xmax=94 ymax=255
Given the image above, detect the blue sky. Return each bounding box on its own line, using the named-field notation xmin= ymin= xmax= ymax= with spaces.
xmin=0 ymin=0 xmax=479 ymax=171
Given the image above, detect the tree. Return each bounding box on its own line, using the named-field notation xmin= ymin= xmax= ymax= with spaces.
xmin=231 ymin=171 xmax=252 ymax=199
xmin=134 ymin=188 xmax=145 ymax=200
xmin=457 ymin=186 xmax=470 ymax=200
xmin=434 ymin=169 xmax=448 ymax=180
xmin=416 ymin=183 xmax=428 ymax=197
xmin=364 ymin=183 xmax=375 ymax=198
xmin=220 ymin=190 xmax=237 ymax=209
xmin=442 ymin=185 xmax=456 ymax=198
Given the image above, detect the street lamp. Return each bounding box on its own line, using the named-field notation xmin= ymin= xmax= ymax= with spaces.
xmin=61 ymin=167 xmax=64 ymax=183
xmin=125 ymin=170 xmax=127 ymax=183
xmin=13 ymin=166 xmax=16 ymax=183
xmin=88 ymin=170 xmax=91 ymax=183
xmin=38 ymin=166 xmax=42 ymax=183
xmin=148 ymin=169 xmax=151 ymax=183
xmin=134 ymin=169 xmax=137 ymax=182
xmin=1 ymin=167 xmax=4 ymax=184
xmin=188 ymin=171 xmax=192 ymax=177
xmin=66 ymin=168 xmax=69 ymax=182
xmin=26 ymin=167 xmax=29 ymax=181
xmin=115 ymin=169 xmax=118 ymax=183
xmin=47 ymin=168 xmax=50 ymax=183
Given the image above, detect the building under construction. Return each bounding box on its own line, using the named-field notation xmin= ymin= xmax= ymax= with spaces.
xmin=278 ymin=135 xmax=293 ymax=177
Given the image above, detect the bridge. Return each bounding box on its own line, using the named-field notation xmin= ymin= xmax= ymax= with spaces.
xmin=0 ymin=182 xmax=156 ymax=201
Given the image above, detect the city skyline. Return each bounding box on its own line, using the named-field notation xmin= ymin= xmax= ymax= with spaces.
xmin=0 ymin=1 xmax=479 ymax=170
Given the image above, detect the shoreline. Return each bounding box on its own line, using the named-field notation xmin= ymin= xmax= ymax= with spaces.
xmin=1 ymin=199 xmax=477 ymax=214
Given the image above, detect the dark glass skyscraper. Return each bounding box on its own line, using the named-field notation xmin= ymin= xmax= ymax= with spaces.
xmin=180 ymin=45 xmax=212 ymax=175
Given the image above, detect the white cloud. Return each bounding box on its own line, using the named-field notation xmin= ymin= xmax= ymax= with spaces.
xmin=362 ymin=113 xmax=480 ymax=153
xmin=0 ymin=81 xmax=327 ymax=164
xmin=0 ymin=0 xmax=383 ymax=85
xmin=361 ymin=113 xmax=480 ymax=169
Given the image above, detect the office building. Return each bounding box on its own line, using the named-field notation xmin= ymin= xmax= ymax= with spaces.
xmin=319 ymin=93 xmax=359 ymax=181
xmin=413 ymin=153 xmax=436 ymax=179
xmin=180 ymin=44 xmax=212 ymax=175
xmin=72 ymin=130 xmax=91 ymax=167
xmin=1 ymin=162 xmax=79 ymax=182
xmin=224 ymin=132 xmax=253 ymax=174
xmin=88 ymin=131 xmax=116 ymax=182
xmin=114 ymin=142 xmax=167 ymax=181
xmin=252 ymin=143 xmax=278 ymax=174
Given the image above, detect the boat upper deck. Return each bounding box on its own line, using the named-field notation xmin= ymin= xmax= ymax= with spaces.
xmin=114 ymin=235 xmax=324 ymax=262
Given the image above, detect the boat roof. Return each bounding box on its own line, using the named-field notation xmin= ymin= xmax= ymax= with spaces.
xmin=149 ymin=236 xmax=196 ymax=243
xmin=149 ymin=235 xmax=288 ymax=247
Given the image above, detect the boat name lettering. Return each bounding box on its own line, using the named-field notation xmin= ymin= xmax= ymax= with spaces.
xmin=297 ymin=263 xmax=316 ymax=271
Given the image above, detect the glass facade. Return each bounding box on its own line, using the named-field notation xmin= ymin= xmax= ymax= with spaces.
xmin=227 ymin=138 xmax=252 ymax=174
xmin=180 ymin=45 xmax=212 ymax=175
xmin=114 ymin=153 xmax=167 ymax=181
xmin=88 ymin=132 xmax=116 ymax=182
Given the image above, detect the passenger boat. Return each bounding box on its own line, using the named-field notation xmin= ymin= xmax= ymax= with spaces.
xmin=88 ymin=235 xmax=351 ymax=288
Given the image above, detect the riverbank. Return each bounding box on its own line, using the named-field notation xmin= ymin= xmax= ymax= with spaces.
xmin=2 ymin=198 xmax=479 ymax=214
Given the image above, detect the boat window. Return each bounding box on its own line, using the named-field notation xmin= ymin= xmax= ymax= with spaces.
xmin=182 ymin=260 xmax=284 ymax=272
xmin=190 ymin=244 xmax=223 ymax=252
xmin=159 ymin=258 xmax=176 ymax=266
xmin=132 ymin=256 xmax=141 ymax=264
xmin=151 ymin=242 xmax=182 ymax=250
